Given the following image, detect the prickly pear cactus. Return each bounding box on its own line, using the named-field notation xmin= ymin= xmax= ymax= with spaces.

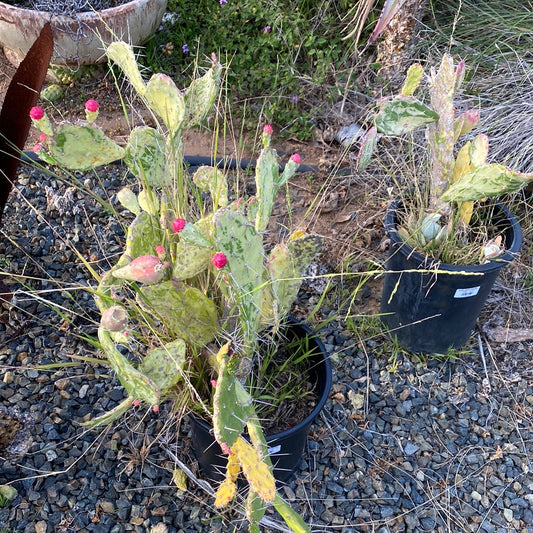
xmin=213 ymin=207 xmax=264 ymax=344
xmin=214 ymin=451 xmax=240 ymax=507
xmin=140 ymin=281 xmax=218 ymax=345
xmin=183 ymin=55 xmax=222 ymax=129
xmin=124 ymin=127 xmax=168 ymax=187
xmin=442 ymin=164 xmax=533 ymax=202
xmin=254 ymin=144 xmax=279 ymax=233
xmin=41 ymin=83 xmax=64 ymax=103
xmin=117 ymin=187 xmax=141 ymax=215
xmin=32 ymin=39 xmax=320 ymax=532
xmin=140 ymin=338 xmax=186 ymax=395
xmin=123 ymin=212 xmax=165 ymax=260
xmin=192 ymin=166 xmax=229 ymax=210
xmin=145 ymin=73 xmax=185 ymax=135
xmin=97 ymin=327 xmax=160 ymax=405
xmin=212 ymin=343 xmax=255 ymax=448
xmin=105 ymin=41 xmax=147 ymax=96
xmin=400 ymin=63 xmax=423 ymax=96
xmin=357 ymin=53 xmax=533 ymax=257
xmin=47 ymin=123 xmax=125 ymax=170
xmin=171 ymin=241 xmax=211 ymax=280
xmin=265 ymin=232 xmax=323 ymax=323
xmin=231 ymin=437 xmax=276 ymax=502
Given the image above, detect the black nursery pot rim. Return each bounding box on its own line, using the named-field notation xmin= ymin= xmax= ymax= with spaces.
xmin=193 ymin=321 xmax=332 ymax=442
xmin=384 ymin=197 xmax=522 ymax=272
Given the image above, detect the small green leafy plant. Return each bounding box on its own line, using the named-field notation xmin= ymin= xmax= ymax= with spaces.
xmin=358 ymin=53 xmax=533 ymax=263
xmin=31 ymin=41 xmax=321 ymax=532
xmin=146 ymin=0 xmax=352 ymax=139
xmin=0 ymin=485 xmax=17 ymax=509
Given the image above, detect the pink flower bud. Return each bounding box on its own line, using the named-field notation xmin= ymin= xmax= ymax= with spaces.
xmin=113 ymin=255 xmax=167 ymax=285
xmin=263 ymin=124 xmax=273 ymax=135
xmin=172 ymin=218 xmax=186 ymax=232
xmin=290 ymin=153 xmax=301 ymax=164
xmin=155 ymin=245 xmax=165 ymax=260
xmin=210 ymin=380 xmax=217 ymax=388
xmin=38 ymin=133 xmax=47 ymax=143
xmin=85 ymin=99 xmax=99 ymax=112
xmin=212 ymin=252 xmax=227 ymax=269
xmin=133 ymin=399 xmax=140 ymax=407
xmin=30 ymin=106 xmax=44 ymax=120
xmin=33 ymin=144 xmax=43 ymax=153
xmin=152 ymin=405 xmax=159 ymax=413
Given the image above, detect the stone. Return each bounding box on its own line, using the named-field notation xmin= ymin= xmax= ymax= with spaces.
xmin=503 ymin=508 xmax=513 ymax=522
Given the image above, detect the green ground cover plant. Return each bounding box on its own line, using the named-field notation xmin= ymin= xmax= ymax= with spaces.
xmin=145 ymin=0 xmax=355 ymax=139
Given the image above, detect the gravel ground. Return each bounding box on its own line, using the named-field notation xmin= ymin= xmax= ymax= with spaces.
xmin=0 ymin=163 xmax=532 ymax=533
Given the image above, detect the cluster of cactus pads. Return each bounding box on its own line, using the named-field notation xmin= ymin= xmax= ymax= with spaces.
xmin=31 ymin=41 xmax=320 ymax=532
xmin=358 ymin=54 xmax=533 ymax=253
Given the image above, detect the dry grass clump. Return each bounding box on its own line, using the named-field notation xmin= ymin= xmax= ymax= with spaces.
xmin=464 ymin=57 xmax=533 ymax=173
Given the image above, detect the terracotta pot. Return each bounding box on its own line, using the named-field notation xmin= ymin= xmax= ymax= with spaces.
xmin=0 ymin=0 xmax=167 ymax=66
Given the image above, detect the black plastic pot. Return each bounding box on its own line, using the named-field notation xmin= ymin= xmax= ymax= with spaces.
xmin=380 ymin=199 xmax=522 ymax=354
xmin=190 ymin=322 xmax=332 ymax=482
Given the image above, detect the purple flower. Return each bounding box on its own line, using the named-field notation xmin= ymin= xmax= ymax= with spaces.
xmin=219 ymin=0 xmax=227 ymax=4
xmin=182 ymin=43 xmax=189 ymax=53
xmin=289 ymin=95 xmax=299 ymax=104
xmin=264 ymin=25 xmax=271 ymax=33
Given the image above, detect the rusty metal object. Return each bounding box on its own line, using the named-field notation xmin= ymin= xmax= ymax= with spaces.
xmin=0 ymin=22 xmax=53 ymax=221
xmin=0 ymin=0 xmax=167 ymax=66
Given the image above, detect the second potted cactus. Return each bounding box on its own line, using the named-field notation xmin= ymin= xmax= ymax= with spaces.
xmin=30 ymin=41 xmax=329 ymax=532
xmin=359 ymin=54 xmax=530 ymax=353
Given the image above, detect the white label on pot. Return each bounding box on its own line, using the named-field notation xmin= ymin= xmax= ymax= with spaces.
xmin=268 ymin=445 xmax=281 ymax=455
xmin=454 ymin=286 xmax=480 ymax=298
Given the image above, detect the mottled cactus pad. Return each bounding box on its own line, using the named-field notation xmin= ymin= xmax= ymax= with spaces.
xmin=48 ymin=123 xmax=125 ymax=170
xmin=140 ymin=281 xmax=218 ymax=346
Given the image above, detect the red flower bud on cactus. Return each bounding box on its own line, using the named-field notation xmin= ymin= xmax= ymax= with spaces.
xmin=212 ymin=252 xmax=227 ymax=269
xmin=30 ymin=106 xmax=44 ymax=120
xmin=172 ymin=218 xmax=186 ymax=232
xmin=85 ymin=99 xmax=99 ymax=112
xmin=290 ymin=153 xmax=301 ymax=164
xmin=155 ymin=245 xmax=166 ymax=260
xmin=210 ymin=380 xmax=217 ymax=388
xmin=133 ymin=399 xmax=140 ymax=407
xmin=152 ymin=405 xmax=159 ymax=413
xmin=263 ymin=124 xmax=273 ymax=135
xmin=33 ymin=144 xmax=43 ymax=153
xmin=38 ymin=133 xmax=47 ymax=143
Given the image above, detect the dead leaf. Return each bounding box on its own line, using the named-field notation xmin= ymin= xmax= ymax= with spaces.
xmin=486 ymin=326 xmax=533 ymax=343
xmin=490 ymin=445 xmax=503 ymax=460
xmin=335 ymin=213 xmax=353 ymax=223
xmin=172 ymin=468 xmax=187 ymax=491
xmin=331 ymin=392 xmax=345 ymax=403
xmin=348 ymin=390 xmax=365 ymax=410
